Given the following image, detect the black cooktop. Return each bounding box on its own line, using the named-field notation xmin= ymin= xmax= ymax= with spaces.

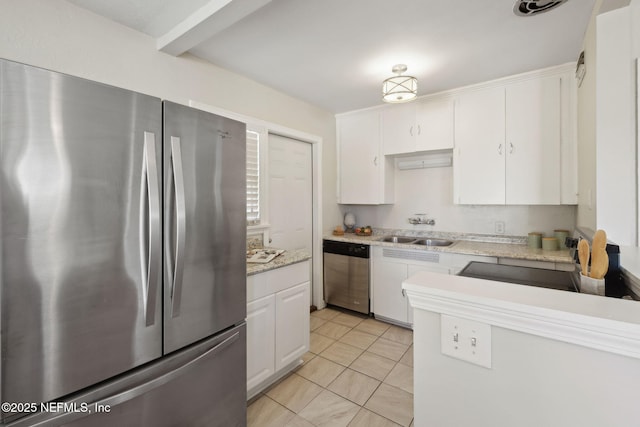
xmin=458 ymin=262 xmax=578 ymax=293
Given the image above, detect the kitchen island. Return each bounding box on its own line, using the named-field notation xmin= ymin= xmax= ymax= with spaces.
xmin=403 ymin=271 xmax=640 ymax=427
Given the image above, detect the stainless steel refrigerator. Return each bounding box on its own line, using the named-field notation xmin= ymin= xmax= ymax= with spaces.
xmin=0 ymin=59 xmax=247 ymax=426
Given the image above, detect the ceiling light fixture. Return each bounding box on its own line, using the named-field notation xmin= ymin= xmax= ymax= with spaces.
xmin=382 ymin=64 xmax=417 ymax=103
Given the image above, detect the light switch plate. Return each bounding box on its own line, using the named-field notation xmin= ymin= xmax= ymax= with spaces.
xmin=441 ymin=314 xmax=492 ymax=368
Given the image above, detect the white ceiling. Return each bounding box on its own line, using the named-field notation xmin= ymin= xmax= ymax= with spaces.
xmin=68 ymin=0 xmax=596 ymax=113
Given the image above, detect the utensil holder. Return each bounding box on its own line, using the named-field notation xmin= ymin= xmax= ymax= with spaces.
xmin=580 ymin=273 xmax=605 ymax=296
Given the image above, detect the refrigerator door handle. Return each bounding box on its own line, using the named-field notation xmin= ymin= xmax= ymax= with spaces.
xmin=169 ymin=136 xmax=186 ymax=318
xmin=142 ymin=132 xmax=161 ymax=327
xmin=24 ymin=331 xmax=240 ymax=427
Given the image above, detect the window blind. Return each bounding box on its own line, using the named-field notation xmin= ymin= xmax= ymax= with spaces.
xmin=246 ymin=130 xmax=260 ymax=225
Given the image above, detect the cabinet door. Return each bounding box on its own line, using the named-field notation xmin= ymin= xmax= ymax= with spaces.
xmin=381 ymin=103 xmax=416 ymax=155
xmin=416 ymin=99 xmax=454 ymax=151
xmin=406 ymin=264 xmax=451 ymax=325
xmin=338 ymin=112 xmax=392 ymax=204
xmin=505 ymin=76 xmax=561 ymax=204
xmin=246 ymin=295 xmax=275 ymax=391
xmin=275 ymin=282 xmax=310 ymax=371
xmin=372 ymin=259 xmax=408 ymax=323
xmin=454 ymin=87 xmax=506 ymax=204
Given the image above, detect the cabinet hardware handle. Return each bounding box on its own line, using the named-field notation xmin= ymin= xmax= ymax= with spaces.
xmin=509 ymin=142 xmax=514 ymax=154
xmin=168 ymin=136 xmax=186 ymax=318
xmin=497 ymin=144 xmax=503 ymax=155
xmin=417 ymin=125 xmax=421 ymax=135
xmin=374 ymin=156 xmax=378 ymax=166
xmin=141 ymin=132 xmax=160 ymax=327
xmin=409 ymin=126 xmax=413 ymax=136
xmin=402 ymin=289 xmax=406 ymax=297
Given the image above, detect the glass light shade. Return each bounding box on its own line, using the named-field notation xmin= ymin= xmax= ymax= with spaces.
xmin=382 ymin=75 xmax=418 ymax=103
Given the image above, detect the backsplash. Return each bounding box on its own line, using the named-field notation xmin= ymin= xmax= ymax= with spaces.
xmin=246 ymin=235 xmax=263 ymax=250
xmin=338 ymin=166 xmax=576 ymax=237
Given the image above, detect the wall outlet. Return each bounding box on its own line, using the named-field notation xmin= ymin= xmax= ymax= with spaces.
xmin=441 ymin=314 xmax=492 ymax=368
xmin=495 ymin=221 xmax=505 ymax=234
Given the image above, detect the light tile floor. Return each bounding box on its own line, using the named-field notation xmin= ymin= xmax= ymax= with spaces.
xmin=247 ymin=307 xmax=414 ymax=427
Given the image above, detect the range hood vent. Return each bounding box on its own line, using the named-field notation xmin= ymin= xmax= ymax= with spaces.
xmin=513 ymin=0 xmax=569 ymax=16
xmin=396 ymin=152 xmax=452 ymax=170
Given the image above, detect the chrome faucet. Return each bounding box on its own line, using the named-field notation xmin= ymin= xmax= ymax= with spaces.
xmin=408 ymin=214 xmax=435 ymax=225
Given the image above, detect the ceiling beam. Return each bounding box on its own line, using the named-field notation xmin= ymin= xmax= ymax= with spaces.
xmin=157 ymin=0 xmax=271 ymax=56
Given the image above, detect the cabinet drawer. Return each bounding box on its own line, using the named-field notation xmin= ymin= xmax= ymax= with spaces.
xmin=248 ymin=260 xmax=310 ymax=302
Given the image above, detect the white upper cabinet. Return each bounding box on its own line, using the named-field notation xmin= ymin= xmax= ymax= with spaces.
xmin=454 ymin=86 xmax=506 ymax=204
xmin=505 ymin=76 xmax=561 ymax=204
xmin=381 ymin=103 xmax=416 ymax=155
xmin=337 ymin=110 xmax=394 ymax=204
xmin=382 ymin=98 xmax=454 ymax=155
xmin=335 ymin=64 xmax=576 ymax=207
xmin=454 ymin=69 xmax=573 ymax=205
xmin=416 ymin=99 xmax=455 ymax=152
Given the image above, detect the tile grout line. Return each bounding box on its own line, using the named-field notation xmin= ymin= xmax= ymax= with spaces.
xmin=316 ymin=312 xmax=413 ymax=425
xmin=251 ymin=308 xmax=414 ymax=427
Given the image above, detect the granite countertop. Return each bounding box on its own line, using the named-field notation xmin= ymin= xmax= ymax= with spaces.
xmin=247 ymin=248 xmax=311 ymax=276
xmin=324 ymin=229 xmax=574 ymax=265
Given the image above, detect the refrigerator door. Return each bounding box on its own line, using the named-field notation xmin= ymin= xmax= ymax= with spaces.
xmin=6 ymin=324 xmax=247 ymax=427
xmin=0 ymin=60 xmax=163 ymax=420
xmin=163 ymin=101 xmax=247 ymax=353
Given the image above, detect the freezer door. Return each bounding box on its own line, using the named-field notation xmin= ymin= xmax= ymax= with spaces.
xmin=0 ymin=60 xmax=163 ymax=420
xmin=6 ymin=324 xmax=247 ymax=427
xmin=163 ymin=101 xmax=247 ymax=353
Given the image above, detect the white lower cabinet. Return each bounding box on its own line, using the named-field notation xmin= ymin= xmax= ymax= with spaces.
xmin=275 ymin=282 xmax=310 ymax=370
xmin=246 ymin=260 xmax=310 ymax=398
xmin=372 ymin=259 xmax=413 ymax=325
xmin=246 ymin=295 xmax=275 ymax=390
xmin=372 ymin=247 xmax=496 ymax=326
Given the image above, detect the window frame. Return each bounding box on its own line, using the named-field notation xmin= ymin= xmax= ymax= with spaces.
xmin=246 ymin=125 xmax=268 ymax=233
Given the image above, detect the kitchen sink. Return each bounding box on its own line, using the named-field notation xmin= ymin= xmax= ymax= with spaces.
xmin=379 ymin=236 xmax=416 ymax=243
xmin=378 ymin=236 xmax=455 ymax=247
xmin=412 ymin=239 xmax=454 ymax=247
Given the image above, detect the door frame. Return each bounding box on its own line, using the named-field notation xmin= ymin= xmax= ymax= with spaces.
xmin=189 ymin=100 xmax=324 ymax=309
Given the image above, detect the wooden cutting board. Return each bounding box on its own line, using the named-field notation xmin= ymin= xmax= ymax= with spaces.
xmin=590 ymin=229 xmax=608 ymax=279
xmin=590 ymin=251 xmax=609 ymax=279
xmin=578 ymin=239 xmax=589 ymax=277
xmin=592 ymin=229 xmax=607 ymax=251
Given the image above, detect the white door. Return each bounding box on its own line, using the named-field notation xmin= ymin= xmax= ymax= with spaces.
xmin=268 ymin=134 xmax=312 ymax=253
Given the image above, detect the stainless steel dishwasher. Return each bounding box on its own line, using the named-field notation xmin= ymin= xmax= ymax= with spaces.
xmin=323 ymin=240 xmax=370 ymax=314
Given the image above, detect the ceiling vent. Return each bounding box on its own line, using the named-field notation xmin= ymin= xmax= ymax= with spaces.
xmin=513 ymin=0 xmax=569 ymax=16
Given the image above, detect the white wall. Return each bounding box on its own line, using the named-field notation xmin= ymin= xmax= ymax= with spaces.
xmin=0 ymin=0 xmax=343 ymax=235
xmin=339 ymin=165 xmax=576 ymax=237
xmin=414 ymin=309 xmax=640 ymax=427
xmin=595 ymin=5 xmax=637 ymax=246
xmin=576 ymin=0 xmax=601 ymax=231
